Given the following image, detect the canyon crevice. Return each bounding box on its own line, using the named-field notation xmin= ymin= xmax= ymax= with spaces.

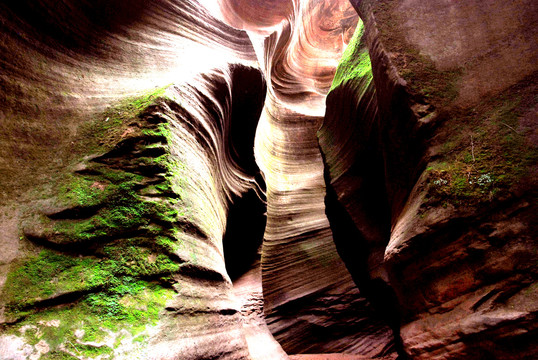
xmin=1 ymin=1 xmax=536 ymax=360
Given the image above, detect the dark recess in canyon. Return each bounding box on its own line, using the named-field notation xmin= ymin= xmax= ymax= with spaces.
xmin=223 ymin=65 xmax=267 ymax=281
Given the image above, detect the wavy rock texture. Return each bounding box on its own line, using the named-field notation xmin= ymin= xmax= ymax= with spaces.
xmin=0 ymin=0 xmax=393 ymax=358
xmin=321 ymin=0 xmax=538 ymax=359
xmin=1 ymin=0 xmax=536 ymax=359
xmin=0 ymin=1 xmax=275 ymax=359
xmin=0 ymin=0 xmax=258 ymax=201
xmin=216 ymin=0 xmax=397 ymax=356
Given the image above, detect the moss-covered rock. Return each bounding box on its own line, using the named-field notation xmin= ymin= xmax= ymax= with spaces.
xmin=330 ymin=20 xmax=372 ymax=91
xmin=421 ymin=76 xmax=538 ymax=211
xmin=0 ymin=87 xmax=191 ymax=358
xmin=5 ymin=277 xmax=174 ymax=359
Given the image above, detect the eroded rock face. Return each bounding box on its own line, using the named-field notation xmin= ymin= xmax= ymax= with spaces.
xmin=1 ymin=0 xmax=536 ymax=359
xmin=0 ymin=1 xmax=271 ymax=359
xmin=1 ymin=70 xmax=269 ymax=360
xmin=322 ymin=0 xmax=538 ymax=359
xmin=216 ymin=0 xmax=398 ymax=356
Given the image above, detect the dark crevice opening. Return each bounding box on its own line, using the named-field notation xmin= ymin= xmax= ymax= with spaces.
xmin=222 ymin=64 xmax=268 ymax=281
xmin=320 ymin=150 xmax=408 ymax=360
xmin=228 ymin=64 xmax=267 ymax=175
xmin=223 ymin=185 xmax=267 ymax=282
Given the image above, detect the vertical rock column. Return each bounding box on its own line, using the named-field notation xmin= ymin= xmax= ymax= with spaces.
xmin=345 ymin=1 xmax=538 ymax=359
xmin=217 ymin=0 xmax=398 ymax=355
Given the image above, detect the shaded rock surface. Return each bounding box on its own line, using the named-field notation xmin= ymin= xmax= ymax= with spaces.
xmin=320 ymin=0 xmax=538 ymax=359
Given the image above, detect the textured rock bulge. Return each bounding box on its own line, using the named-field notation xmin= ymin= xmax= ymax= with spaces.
xmin=0 ymin=1 xmax=269 ymax=359
xmin=319 ymin=0 xmax=537 ymax=359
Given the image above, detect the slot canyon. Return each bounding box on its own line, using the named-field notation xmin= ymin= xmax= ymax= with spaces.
xmin=0 ymin=0 xmax=536 ymax=359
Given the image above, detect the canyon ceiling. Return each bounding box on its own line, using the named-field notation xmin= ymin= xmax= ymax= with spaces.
xmin=0 ymin=1 xmax=537 ymax=360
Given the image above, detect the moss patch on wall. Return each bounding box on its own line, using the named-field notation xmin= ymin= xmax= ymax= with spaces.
xmin=367 ymin=1 xmax=536 ymax=213
xmin=5 ymin=277 xmax=174 ymax=359
xmin=1 ymin=86 xmax=191 ymax=358
xmin=420 ymin=76 xmax=537 ymax=210
xmin=76 ymin=85 xmax=170 ymax=155
xmin=330 ymin=20 xmax=372 ymax=91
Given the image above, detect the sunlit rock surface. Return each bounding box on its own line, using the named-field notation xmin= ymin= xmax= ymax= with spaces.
xmin=217 ymin=0 xmax=397 ymax=356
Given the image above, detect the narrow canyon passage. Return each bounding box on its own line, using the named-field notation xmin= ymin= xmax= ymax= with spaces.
xmin=1 ymin=1 xmax=537 ymax=360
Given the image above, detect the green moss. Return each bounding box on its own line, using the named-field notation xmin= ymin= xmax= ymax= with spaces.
xmin=100 ymin=244 xmax=180 ymax=277
xmin=142 ymin=123 xmax=171 ymax=139
xmin=3 ymin=236 xmax=181 ymax=318
xmin=20 ymin=326 xmax=41 ymax=346
xmin=5 ymin=171 xmax=181 ymax=315
xmin=76 ymin=343 xmax=114 ymax=357
xmin=41 ymin=351 xmax=79 ymax=360
xmin=84 ymin=279 xmax=174 ymax=329
xmin=6 ymin=279 xmax=174 ymax=357
xmin=331 ymin=20 xmax=372 ymax=91
xmin=57 ymin=175 xmax=111 ymax=208
xmin=1 ymin=250 xmax=99 ymax=309
xmin=78 ymin=321 xmax=109 ymax=343
xmin=76 ymin=84 xmax=171 ymax=156
xmin=97 ymin=167 xmax=144 ymax=185
xmin=84 ymin=278 xmax=174 ymax=331
xmin=154 ymin=182 xmax=173 ymax=193
xmin=155 ymin=235 xmax=180 ymax=253
xmin=422 ymin=81 xmax=537 ymax=209
xmin=3 ymin=84 xmax=188 ymax=356
xmin=51 ymin=177 xmax=162 ymax=244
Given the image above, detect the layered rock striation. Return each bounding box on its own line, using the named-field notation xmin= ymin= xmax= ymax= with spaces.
xmin=0 ymin=1 xmax=271 ymax=359
xmin=220 ymin=0 xmax=398 ymax=356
